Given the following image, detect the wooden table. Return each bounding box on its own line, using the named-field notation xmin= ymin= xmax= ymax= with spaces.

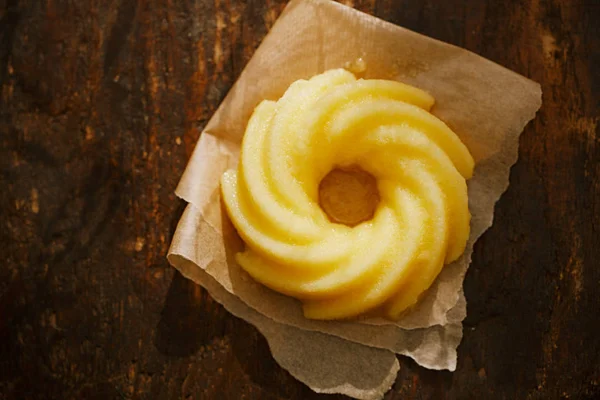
xmin=1 ymin=0 xmax=598 ymax=398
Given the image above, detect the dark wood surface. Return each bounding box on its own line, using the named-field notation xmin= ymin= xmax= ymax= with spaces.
xmin=1 ymin=0 xmax=599 ymax=399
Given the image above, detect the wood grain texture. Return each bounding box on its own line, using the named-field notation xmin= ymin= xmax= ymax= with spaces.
xmin=1 ymin=0 xmax=598 ymax=399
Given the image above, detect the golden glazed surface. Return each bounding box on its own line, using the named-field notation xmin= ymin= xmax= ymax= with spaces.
xmin=221 ymin=69 xmax=474 ymax=320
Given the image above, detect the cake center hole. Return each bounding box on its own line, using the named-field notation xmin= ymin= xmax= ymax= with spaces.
xmin=318 ymin=167 xmax=380 ymax=227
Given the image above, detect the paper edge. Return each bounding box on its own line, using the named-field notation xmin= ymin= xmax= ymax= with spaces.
xmin=167 ymin=251 xmax=402 ymax=400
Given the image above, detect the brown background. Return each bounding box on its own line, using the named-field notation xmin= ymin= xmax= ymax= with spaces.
xmin=1 ymin=0 xmax=598 ymax=399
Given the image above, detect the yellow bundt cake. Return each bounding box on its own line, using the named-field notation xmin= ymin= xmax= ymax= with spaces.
xmin=221 ymin=69 xmax=474 ymax=320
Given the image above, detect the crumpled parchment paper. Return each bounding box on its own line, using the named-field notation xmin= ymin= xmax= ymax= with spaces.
xmin=167 ymin=0 xmax=542 ymax=398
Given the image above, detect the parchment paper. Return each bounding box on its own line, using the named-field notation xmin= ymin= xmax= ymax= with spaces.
xmin=167 ymin=0 xmax=542 ymax=398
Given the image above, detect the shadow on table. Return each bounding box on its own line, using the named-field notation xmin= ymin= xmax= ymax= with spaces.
xmin=228 ymin=314 xmax=345 ymax=399
xmin=154 ymin=270 xmax=229 ymax=357
xmin=154 ymin=270 xmax=325 ymax=398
